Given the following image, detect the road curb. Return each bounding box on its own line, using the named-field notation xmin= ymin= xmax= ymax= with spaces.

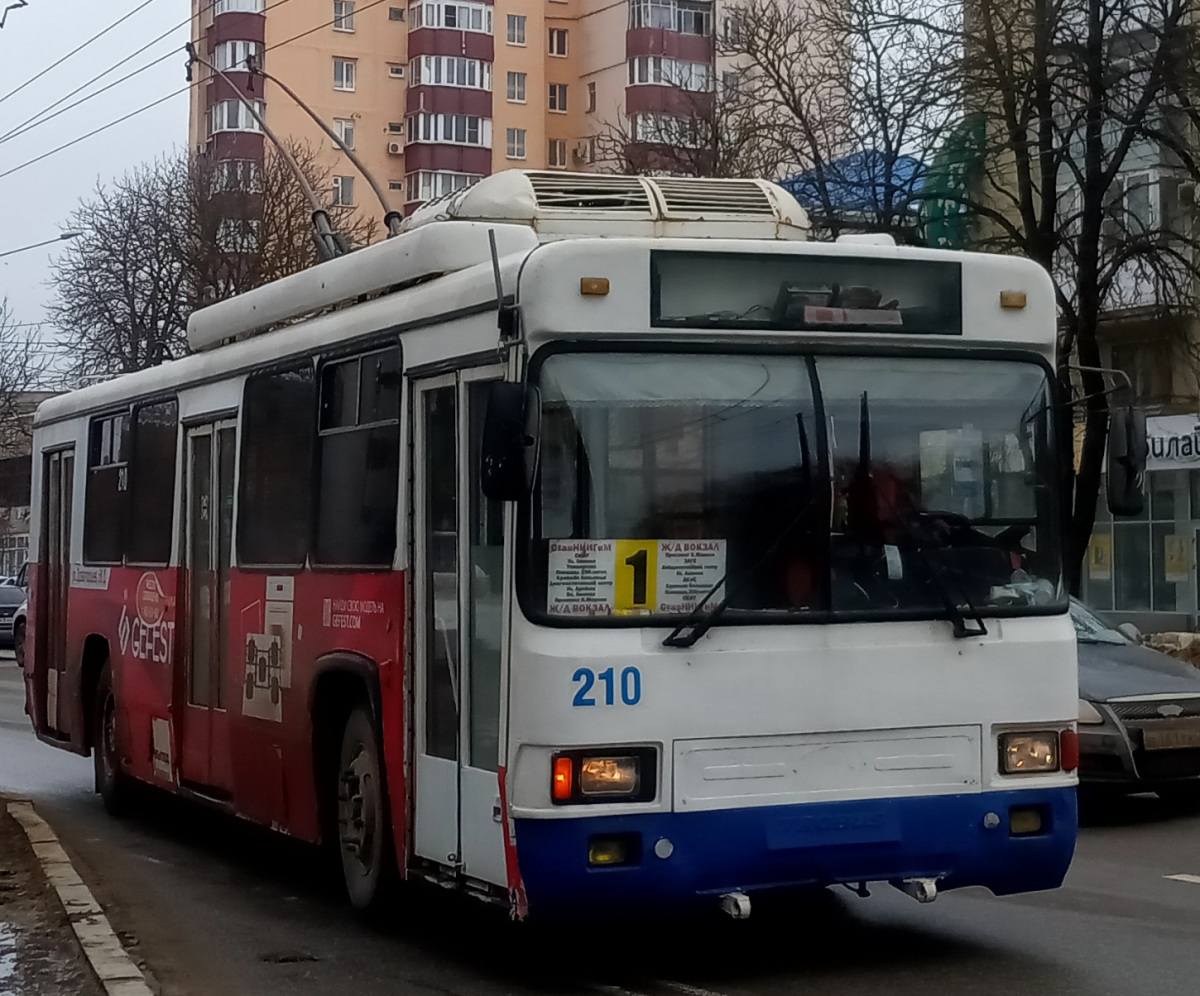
xmin=7 ymin=800 xmax=154 ymax=996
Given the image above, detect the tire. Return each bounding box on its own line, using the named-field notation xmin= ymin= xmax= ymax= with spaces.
xmin=336 ymin=705 xmax=396 ymax=914
xmin=1156 ymin=784 xmax=1200 ymax=811
xmin=12 ymin=620 xmax=24 ymax=669
xmin=93 ymin=662 xmax=133 ymax=817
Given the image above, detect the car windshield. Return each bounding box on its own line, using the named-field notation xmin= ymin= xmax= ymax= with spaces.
xmin=1070 ymin=598 xmax=1129 ymax=645
xmin=521 ymin=350 xmax=1064 ymax=624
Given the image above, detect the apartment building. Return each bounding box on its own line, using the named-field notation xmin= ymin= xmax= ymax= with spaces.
xmin=188 ymin=0 xmax=741 ymax=215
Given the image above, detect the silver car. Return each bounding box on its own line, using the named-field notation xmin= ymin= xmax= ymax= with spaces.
xmin=0 ymin=585 xmax=23 ymax=650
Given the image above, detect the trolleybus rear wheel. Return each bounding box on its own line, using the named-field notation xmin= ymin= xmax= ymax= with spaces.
xmin=94 ymin=662 xmax=133 ymax=816
xmin=336 ymin=705 xmax=395 ymax=913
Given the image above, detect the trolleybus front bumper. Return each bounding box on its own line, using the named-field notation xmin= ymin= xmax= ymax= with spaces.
xmin=513 ymin=786 xmax=1076 ymax=914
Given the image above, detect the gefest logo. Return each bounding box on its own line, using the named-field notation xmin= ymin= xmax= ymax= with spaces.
xmin=118 ymin=572 xmax=176 ymax=664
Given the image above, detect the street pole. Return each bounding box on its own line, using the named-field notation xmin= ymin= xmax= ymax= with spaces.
xmin=0 ymin=230 xmax=82 ymax=259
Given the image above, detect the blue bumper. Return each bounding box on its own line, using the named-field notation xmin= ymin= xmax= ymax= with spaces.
xmin=514 ymin=788 xmax=1076 ymax=914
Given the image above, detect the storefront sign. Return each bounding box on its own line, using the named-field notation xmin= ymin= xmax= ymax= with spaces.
xmin=1147 ymin=415 xmax=1200 ymax=471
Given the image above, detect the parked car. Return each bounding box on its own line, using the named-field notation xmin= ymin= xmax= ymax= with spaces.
xmin=12 ymin=599 xmax=25 ymax=667
xmin=0 ymin=585 xmax=23 ymax=652
xmin=1074 ymin=598 xmax=1200 ymax=802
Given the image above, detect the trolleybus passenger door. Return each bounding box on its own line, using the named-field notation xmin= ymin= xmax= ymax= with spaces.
xmin=412 ymin=370 xmax=508 ymax=887
xmin=180 ymin=420 xmax=236 ymax=793
xmin=36 ymin=448 xmax=73 ymax=737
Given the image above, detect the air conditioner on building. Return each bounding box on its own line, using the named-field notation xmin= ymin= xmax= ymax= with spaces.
xmin=389 ymin=65 xmax=405 ymax=78
xmin=388 ymin=140 xmax=404 ymax=155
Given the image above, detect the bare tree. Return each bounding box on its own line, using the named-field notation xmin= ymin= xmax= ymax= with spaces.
xmin=594 ymin=74 xmax=789 ymax=179
xmin=49 ymin=142 xmax=379 ymax=383
xmin=729 ymin=0 xmax=1200 ymax=591
xmin=49 ymin=157 xmax=192 ymax=384
xmin=186 ymin=139 xmax=379 ymax=304
xmin=0 ymin=299 xmax=47 ymax=452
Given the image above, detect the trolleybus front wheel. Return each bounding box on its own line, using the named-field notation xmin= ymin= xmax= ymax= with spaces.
xmin=336 ymin=705 xmax=395 ymax=914
xmin=93 ymin=662 xmax=133 ymax=817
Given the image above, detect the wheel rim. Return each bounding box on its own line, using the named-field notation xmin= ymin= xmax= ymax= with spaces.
xmin=13 ymin=625 xmax=23 ymax=668
xmin=338 ymin=743 xmax=379 ymax=873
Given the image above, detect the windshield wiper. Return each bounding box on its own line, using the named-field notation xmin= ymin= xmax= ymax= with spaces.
xmin=905 ymin=540 xmax=988 ymax=639
xmin=663 ymin=411 xmax=815 ymax=649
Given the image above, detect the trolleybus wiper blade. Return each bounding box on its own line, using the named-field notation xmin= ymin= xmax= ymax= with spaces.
xmin=663 ymin=412 xmax=814 ymax=649
xmin=905 ymin=540 xmax=988 ymax=639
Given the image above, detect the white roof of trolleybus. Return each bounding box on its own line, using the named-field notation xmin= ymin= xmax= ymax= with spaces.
xmin=34 ymin=171 xmax=1054 ymax=428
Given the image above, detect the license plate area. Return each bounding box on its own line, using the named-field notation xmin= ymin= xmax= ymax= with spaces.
xmin=1142 ymin=725 xmax=1200 ymax=751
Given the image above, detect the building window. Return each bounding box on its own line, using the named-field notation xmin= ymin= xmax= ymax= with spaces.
xmin=628 ymin=0 xmax=711 ymax=35
xmin=333 ymin=0 xmax=356 ymax=30
xmin=212 ymin=158 xmax=262 ymax=193
xmin=588 ymin=135 xmax=597 ymax=163
xmin=549 ymin=28 xmax=568 ymax=56
xmin=408 ymin=55 xmax=492 ymax=90
xmin=216 ymin=217 xmax=261 ymax=252
xmin=411 ymin=2 xmax=493 ymax=32
xmin=127 ymin=399 xmax=179 ymax=565
xmin=84 ymin=411 xmax=130 ymax=565
xmin=723 ymin=12 xmax=743 ymax=45
xmin=208 ymin=99 xmax=265 ymax=135
xmin=507 ymin=13 xmax=526 ymax=44
xmin=389 ymin=180 xmax=403 ymax=190
xmin=388 ymin=121 xmax=404 ymax=133
xmin=405 ymin=170 xmax=481 ymax=202
xmin=333 ymin=175 xmax=355 ymax=206
xmin=548 ymin=138 xmax=567 ymax=168
xmin=722 ymin=70 xmax=740 ymax=99
xmin=213 ymin=40 xmax=261 ymax=72
xmin=389 ymin=6 xmax=405 ymax=18
xmin=213 ymin=0 xmax=264 ymax=14
xmin=631 ymin=112 xmax=702 ymax=146
xmin=628 ymin=55 xmax=713 ymax=91
xmin=406 ymin=112 xmax=491 ymax=146
xmin=314 ymin=347 xmax=402 ymax=566
xmin=239 ymin=364 xmax=315 ymax=567
xmin=587 ymin=81 xmax=596 ymax=112
xmin=334 ymin=117 xmax=356 ymax=149
xmin=334 ymin=58 xmax=357 ymax=91
xmin=507 ymin=71 xmax=526 ymax=102
xmin=549 ymin=83 xmax=567 ymax=112
xmin=506 ymin=127 xmax=526 ymax=159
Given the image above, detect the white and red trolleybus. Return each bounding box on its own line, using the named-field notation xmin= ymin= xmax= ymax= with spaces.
xmin=23 ymin=170 xmax=1145 ymax=919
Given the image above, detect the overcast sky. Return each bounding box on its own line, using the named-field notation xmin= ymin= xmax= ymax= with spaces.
xmin=0 ymin=0 xmax=189 ymax=358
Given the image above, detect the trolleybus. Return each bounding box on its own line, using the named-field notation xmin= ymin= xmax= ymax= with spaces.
xmin=22 ymin=170 xmax=1144 ymax=918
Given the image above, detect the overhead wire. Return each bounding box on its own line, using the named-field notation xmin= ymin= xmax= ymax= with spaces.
xmin=0 ymin=0 xmax=394 ymax=182
xmin=0 ymin=0 xmax=295 ymax=146
xmin=0 ymin=0 xmax=164 ymax=108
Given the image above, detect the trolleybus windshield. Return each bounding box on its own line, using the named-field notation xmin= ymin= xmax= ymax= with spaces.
xmin=521 ymin=350 xmax=1064 ymax=626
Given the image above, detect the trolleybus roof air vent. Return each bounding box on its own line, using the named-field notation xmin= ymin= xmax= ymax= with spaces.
xmin=400 ymin=169 xmax=810 ymax=241
xmin=186 ymin=221 xmax=537 ymax=352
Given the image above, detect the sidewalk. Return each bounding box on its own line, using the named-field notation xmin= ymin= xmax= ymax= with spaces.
xmin=0 ymin=801 xmax=102 ymax=996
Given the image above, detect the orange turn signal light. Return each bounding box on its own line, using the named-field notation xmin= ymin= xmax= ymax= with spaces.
xmin=552 ymin=756 xmax=574 ymax=801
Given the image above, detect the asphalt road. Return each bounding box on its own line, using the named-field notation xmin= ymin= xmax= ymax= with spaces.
xmin=4 ymin=649 xmax=1200 ymax=996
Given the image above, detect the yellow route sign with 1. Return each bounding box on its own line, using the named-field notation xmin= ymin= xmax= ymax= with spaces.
xmin=614 ymin=539 xmax=658 ymax=614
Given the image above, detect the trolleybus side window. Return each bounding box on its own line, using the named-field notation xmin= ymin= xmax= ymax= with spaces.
xmin=84 ymin=411 xmax=130 ymax=565
xmin=238 ymin=363 xmax=316 ymax=567
xmin=127 ymin=399 xmax=179 ymax=565
xmin=314 ymin=345 xmax=401 ymax=567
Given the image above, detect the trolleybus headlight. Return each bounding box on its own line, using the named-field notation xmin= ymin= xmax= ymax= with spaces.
xmin=1078 ymin=699 xmax=1105 ymax=725
xmin=550 ymin=747 xmax=657 ymax=804
xmin=579 ymin=756 xmax=640 ymax=796
xmin=999 ymin=731 xmax=1060 ymax=774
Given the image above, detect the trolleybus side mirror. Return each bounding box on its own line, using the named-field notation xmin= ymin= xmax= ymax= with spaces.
xmin=1106 ymin=407 xmax=1147 ymax=517
xmin=481 ymin=382 xmax=541 ymax=501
